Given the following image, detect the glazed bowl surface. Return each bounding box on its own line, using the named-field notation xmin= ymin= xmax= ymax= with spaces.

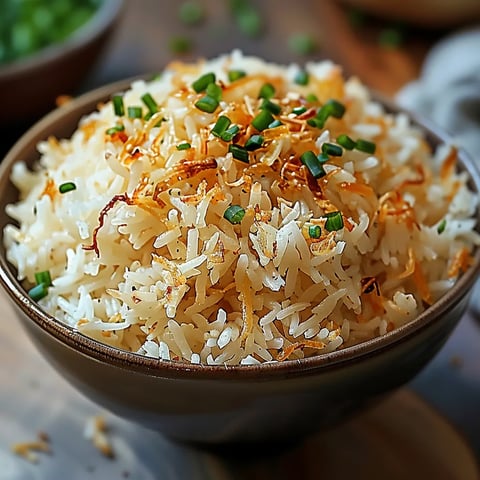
xmin=0 ymin=0 xmax=124 ymax=126
xmin=0 ymin=79 xmax=479 ymax=444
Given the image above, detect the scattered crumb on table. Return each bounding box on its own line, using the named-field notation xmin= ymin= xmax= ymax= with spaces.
xmin=449 ymin=355 xmax=464 ymax=369
xmin=84 ymin=414 xmax=115 ymax=458
xmin=11 ymin=431 xmax=51 ymax=463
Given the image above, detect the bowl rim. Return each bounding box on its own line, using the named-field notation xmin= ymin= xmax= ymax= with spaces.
xmin=0 ymin=0 xmax=124 ymax=80
xmin=1 ymin=77 xmax=480 ymax=380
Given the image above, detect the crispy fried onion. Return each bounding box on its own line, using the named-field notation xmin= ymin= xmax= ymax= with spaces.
xmin=277 ymin=339 xmax=328 ymax=361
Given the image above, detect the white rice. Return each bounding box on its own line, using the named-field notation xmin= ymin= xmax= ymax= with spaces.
xmin=4 ymin=51 xmax=480 ymax=364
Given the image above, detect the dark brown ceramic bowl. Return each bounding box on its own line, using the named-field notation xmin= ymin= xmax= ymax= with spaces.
xmin=0 ymin=80 xmax=479 ymax=444
xmin=0 ymin=0 xmax=124 ymax=126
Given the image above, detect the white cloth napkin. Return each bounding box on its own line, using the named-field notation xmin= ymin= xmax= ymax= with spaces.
xmin=396 ymin=27 xmax=480 ymax=161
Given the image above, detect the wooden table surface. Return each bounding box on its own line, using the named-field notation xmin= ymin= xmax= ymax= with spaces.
xmin=1 ymin=0 xmax=479 ymax=474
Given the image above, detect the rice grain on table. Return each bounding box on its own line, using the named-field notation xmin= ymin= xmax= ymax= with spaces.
xmin=4 ymin=51 xmax=480 ymax=365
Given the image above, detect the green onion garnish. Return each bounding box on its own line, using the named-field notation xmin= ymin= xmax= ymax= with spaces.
xmin=337 ymin=134 xmax=356 ymax=150
xmin=105 ymin=124 xmax=125 ymax=135
xmin=168 ymin=36 xmax=192 ymax=54
xmin=229 ymin=144 xmax=249 ymax=163
xmin=245 ymin=134 xmax=264 ymax=151
xmin=195 ymin=95 xmax=219 ymax=113
xmin=211 ymin=115 xmax=232 ymax=138
xmin=176 ymin=142 xmax=191 ymax=150
xmin=322 ymin=143 xmax=343 ymax=157
xmin=324 ymin=99 xmax=346 ymax=119
xmin=306 ymin=93 xmax=319 ymax=103
xmin=59 ymin=182 xmax=76 ymax=194
xmin=28 ymin=283 xmax=49 ymax=302
xmin=141 ymin=93 xmax=159 ymax=114
xmin=308 ymin=225 xmax=321 ymax=239
xmin=178 ymin=0 xmax=204 ymax=25
xmin=292 ymin=106 xmax=307 ymax=115
xmin=300 ymin=150 xmax=326 ymax=179
xmin=355 ymin=139 xmax=376 ymax=154
xmin=288 ymin=33 xmax=317 ymax=55
xmin=378 ymin=27 xmax=404 ymax=49
xmin=260 ymin=99 xmax=281 ymax=115
xmin=324 ymin=211 xmax=344 ymax=231
xmin=34 ymin=270 xmax=52 ymax=287
xmin=258 ymin=82 xmax=275 ymax=100
xmin=127 ymin=106 xmax=143 ymax=119
xmin=268 ymin=119 xmax=283 ymax=129
xmin=112 ymin=95 xmax=124 ymax=116
xmin=206 ymin=82 xmax=222 ymax=101
xmin=224 ymin=204 xmax=246 ymax=224
xmin=221 ymin=125 xmax=240 ymax=142
xmin=251 ymin=109 xmax=274 ymax=131
xmin=437 ymin=219 xmax=447 ymax=234
xmin=228 ymin=69 xmax=246 ymax=82
xmin=317 ymin=153 xmax=329 ymax=163
xmin=307 ymin=109 xmax=329 ymax=129
xmin=294 ymin=70 xmax=309 ymax=86
xmin=192 ymin=72 xmax=216 ymax=93
xmin=230 ymin=0 xmax=263 ymax=38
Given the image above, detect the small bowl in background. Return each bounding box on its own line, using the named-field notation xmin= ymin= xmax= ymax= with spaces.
xmin=0 ymin=81 xmax=479 ymax=444
xmin=0 ymin=0 xmax=124 ymax=126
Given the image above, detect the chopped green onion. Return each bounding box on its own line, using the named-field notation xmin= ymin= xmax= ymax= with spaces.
xmin=127 ymin=106 xmax=143 ymax=119
xmin=308 ymin=225 xmax=321 ymax=239
xmin=34 ymin=270 xmax=52 ymax=287
xmin=224 ymin=204 xmax=246 ymax=224
xmin=28 ymin=283 xmax=49 ymax=302
xmin=228 ymin=69 xmax=246 ymax=82
xmin=292 ymin=106 xmax=307 ymax=115
xmin=112 ymin=95 xmax=124 ymax=116
xmin=294 ymin=70 xmax=309 ymax=86
xmin=245 ymin=134 xmax=264 ymax=151
xmin=317 ymin=153 xmax=329 ymax=163
xmin=307 ymin=108 xmax=329 ymax=129
xmin=230 ymin=0 xmax=263 ymax=38
xmin=437 ymin=219 xmax=447 ymax=234
xmin=211 ymin=115 xmax=232 ymax=138
xmin=324 ymin=211 xmax=344 ymax=231
xmin=355 ymin=139 xmax=376 ymax=154
xmin=260 ymin=99 xmax=281 ymax=115
xmin=195 ymin=95 xmax=219 ymax=113
xmin=300 ymin=150 xmax=326 ymax=179
xmin=337 ymin=134 xmax=356 ymax=150
xmin=105 ymin=124 xmax=125 ymax=135
xmin=221 ymin=125 xmax=240 ymax=142
xmin=251 ymin=109 xmax=274 ymax=131
xmin=141 ymin=93 xmax=158 ymax=114
xmin=59 ymin=181 xmax=76 ymax=194
xmin=206 ymin=82 xmax=222 ymax=101
xmin=378 ymin=27 xmax=404 ymax=49
xmin=306 ymin=93 xmax=319 ymax=103
xmin=288 ymin=32 xmax=317 ymax=55
xmin=323 ymin=99 xmax=346 ymax=119
xmin=192 ymin=72 xmax=216 ymax=93
xmin=322 ymin=142 xmax=343 ymax=157
xmin=178 ymin=0 xmax=204 ymax=25
xmin=229 ymin=144 xmax=249 ymax=163
xmin=258 ymin=82 xmax=275 ymax=100
xmin=168 ymin=35 xmax=192 ymax=54
xmin=268 ymin=119 xmax=283 ymax=129
xmin=176 ymin=142 xmax=191 ymax=150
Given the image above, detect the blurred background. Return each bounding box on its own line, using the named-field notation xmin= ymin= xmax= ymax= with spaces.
xmin=1 ymin=0 xmax=480 ymax=477
xmin=1 ymin=0 xmax=480 ymax=156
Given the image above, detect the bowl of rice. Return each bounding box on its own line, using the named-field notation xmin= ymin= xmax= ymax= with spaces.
xmin=1 ymin=51 xmax=479 ymax=444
